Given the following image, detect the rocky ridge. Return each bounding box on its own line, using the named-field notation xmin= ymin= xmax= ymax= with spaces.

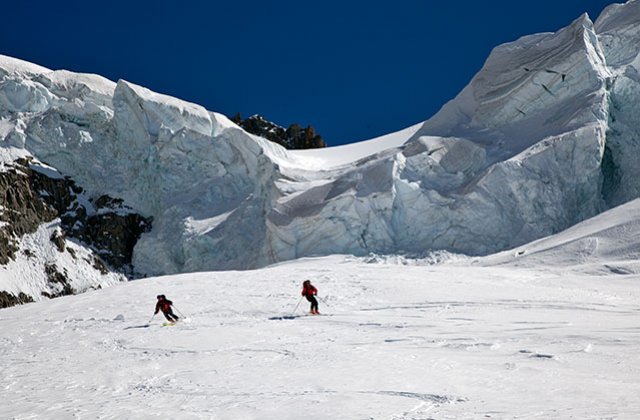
xmin=0 ymin=157 xmax=151 ymax=307
xmin=233 ymin=113 xmax=326 ymax=149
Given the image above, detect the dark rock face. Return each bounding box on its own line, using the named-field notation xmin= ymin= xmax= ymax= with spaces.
xmin=22 ymin=158 xmax=153 ymax=272
xmin=0 ymin=291 xmax=34 ymax=308
xmin=0 ymin=157 xmax=153 ymax=307
xmin=0 ymin=160 xmax=58 ymax=264
xmin=64 ymin=195 xmax=153 ymax=272
xmin=41 ymin=262 xmax=74 ymax=298
xmin=233 ymin=114 xmax=326 ymax=149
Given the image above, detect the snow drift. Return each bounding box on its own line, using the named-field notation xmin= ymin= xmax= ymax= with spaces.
xmin=1 ymin=1 xmax=640 ymax=284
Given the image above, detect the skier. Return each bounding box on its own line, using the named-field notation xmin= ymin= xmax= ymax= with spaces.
xmin=301 ymin=280 xmax=320 ymax=315
xmin=154 ymin=294 xmax=179 ymax=323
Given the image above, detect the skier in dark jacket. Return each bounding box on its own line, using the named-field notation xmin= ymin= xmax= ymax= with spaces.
xmin=155 ymin=295 xmax=179 ymax=323
xmin=301 ymin=280 xmax=320 ymax=315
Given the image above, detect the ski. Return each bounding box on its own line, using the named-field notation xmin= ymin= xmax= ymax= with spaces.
xmin=269 ymin=314 xmax=329 ymax=320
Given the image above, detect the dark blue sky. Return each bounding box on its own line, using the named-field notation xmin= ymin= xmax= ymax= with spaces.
xmin=1 ymin=1 xmax=614 ymax=146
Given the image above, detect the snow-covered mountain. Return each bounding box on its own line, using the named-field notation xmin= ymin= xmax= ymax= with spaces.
xmin=2 ymin=1 xmax=640 ymax=303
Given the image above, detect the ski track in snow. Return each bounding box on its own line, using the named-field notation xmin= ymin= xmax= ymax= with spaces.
xmin=1 ymin=256 xmax=639 ymax=419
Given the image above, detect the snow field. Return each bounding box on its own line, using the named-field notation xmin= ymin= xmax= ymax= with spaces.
xmin=1 ymin=256 xmax=639 ymax=419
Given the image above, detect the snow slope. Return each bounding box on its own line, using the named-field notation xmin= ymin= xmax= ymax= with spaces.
xmin=483 ymin=196 xmax=640 ymax=275
xmin=287 ymin=122 xmax=422 ymax=169
xmin=1 ymin=241 xmax=639 ymax=418
xmin=1 ymin=1 xmax=640 ymax=279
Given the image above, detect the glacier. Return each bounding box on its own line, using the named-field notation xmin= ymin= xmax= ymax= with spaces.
xmin=1 ymin=1 xmax=640 ymax=278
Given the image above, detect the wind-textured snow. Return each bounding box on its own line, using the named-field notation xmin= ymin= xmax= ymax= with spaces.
xmin=1 ymin=2 xmax=640 ymax=278
xmin=2 ymin=198 xmax=640 ymax=418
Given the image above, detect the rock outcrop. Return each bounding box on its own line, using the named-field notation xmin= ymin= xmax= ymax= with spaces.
xmin=0 ymin=291 xmax=34 ymax=308
xmin=1 ymin=157 xmax=152 ymax=270
xmin=0 ymin=160 xmax=58 ymax=264
xmin=233 ymin=114 xmax=326 ymax=149
xmin=0 ymin=157 xmax=152 ymax=306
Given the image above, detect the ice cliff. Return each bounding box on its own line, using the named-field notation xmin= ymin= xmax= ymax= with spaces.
xmin=1 ymin=1 xmax=640 ymax=288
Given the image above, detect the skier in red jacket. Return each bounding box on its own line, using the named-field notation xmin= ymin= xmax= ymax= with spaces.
xmin=155 ymin=295 xmax=179 ymax=323
xmin=301 ymin=280 xmax=320 ymax=314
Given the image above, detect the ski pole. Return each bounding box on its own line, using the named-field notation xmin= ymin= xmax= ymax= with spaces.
xmin=172 ymin=305 xmax=187 ymax=318
xmin=290 ymin=296 xmax=303 ymax=317
xmin=317 ymin=295 xmax=330 ymax=306
xmin=148 ymin=313 xmax=156 ymax=324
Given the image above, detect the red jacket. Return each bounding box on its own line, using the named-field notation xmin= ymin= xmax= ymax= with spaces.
xmin=155 ymin=299 xmax=173 ymax=314
xmin=302 ymin=284 xmax=317 ymax=297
